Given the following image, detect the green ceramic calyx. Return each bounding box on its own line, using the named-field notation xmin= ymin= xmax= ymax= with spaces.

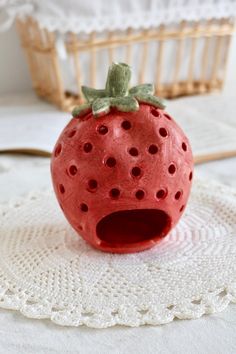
xmin=72 ymin=63 xmax=166 ymax=118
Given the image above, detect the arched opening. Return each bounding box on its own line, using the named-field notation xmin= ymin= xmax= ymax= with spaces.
xmin=96 ymin=209 xmax=171 ymax=249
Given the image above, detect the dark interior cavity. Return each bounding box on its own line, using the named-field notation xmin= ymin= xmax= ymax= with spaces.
xmin=96 ymin=209 xmax=171 ymax=247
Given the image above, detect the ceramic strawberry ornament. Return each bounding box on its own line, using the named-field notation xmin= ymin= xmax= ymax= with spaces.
xmin=51 ymin=63 xmax=193 ymax=253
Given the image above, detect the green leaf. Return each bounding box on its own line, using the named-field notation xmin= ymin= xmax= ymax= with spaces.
xmin=135 ymin=93 xmax=166 ymax=109
xmin=92 ymin=98 xmax=111 ymax=118
xmin=110 ymin=96 xmax=139 ymax=112
xmin=129 ymin=84 xmax=154 ymax=96
xmin=81 ymin=86 xmax=107 ymax=103
xmin=71 ymin=63 xmax=167 ymax=119
xmin=72 ymin=103 xmax=91 ymax=118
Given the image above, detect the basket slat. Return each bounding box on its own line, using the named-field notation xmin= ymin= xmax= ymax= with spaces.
xmin=199 ymin=20 xmax=213 ymax=93
xmin=139 ymin=30 xmax=149 ymax=84
xmin=187 ymin=22 xmax=200 ymax=93
xmin=108 ymin=31 xmax=115 ymax=65
xmin=125 ymin=28 xmax=133 ymax=65
xmin=171 ymin=21 xmax=186 ymax=97
xmin=70 ymin=32 xmax=83 ymax=98
xmin=90 ymin=32 xmax=97 ymax=87
xmin=155 ymin=25 xmax=165 ymax=96
xmin=221 ymin=33 xmax=232 ymax=88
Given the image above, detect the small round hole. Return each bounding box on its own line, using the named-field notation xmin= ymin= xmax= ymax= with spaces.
xmin=159 ymin=127 xmax=168 ymax=137
xmin=180 ymin=205 xmax=185 ymax=212
xmin=98 ymin=125 xmax=108 ymax=135
xmin=68 ymin=165 xmax=78 ymax=176
xmin=164 ymin=114 xmax=172 ymax=120
xmin=182 ymin=142 xmax=187 ymax=151
xmin=83 ymin=142 xmax=93 ymax=153
xmin=128 ymin=147 xmax=139 ymax=156
xmin=54 ymin=144 xmax=62 ymax=157
xmin=121 ymin=120 xmax=131 ymax=130
xmin=148 ymin=144 xmax=158 ymax=154
xmin=131 ymin=166 xmax=141 ymax=177
xmin=168 ymin=163 xmax=176 ymax=175
xmin=67 ymin=129 xmax=76 ymax=138
xmin=80 ymin=203 xmax=88 ymax=212
xmin=151 ymin=108 xmax=160 ymax=117
xmin=156 ymin=189 xmax=167 ymax=200
xmin=78 ymin=225 xmax=83 ymax=231
xmin=135 ymin=189 xmax=145 ymax=200
xmin=59 ymin=184 xmax=65 ymax=194
xmin=109 ymin=188 xmax=120 ymax=199
xmin=105 ymin=157 xmax=116 ymax=168
xmin=175 ymin=191 xmax=182 ymax=200
xmin=88 ymin=179 xmax=98 ymax=191
xmin=189 ymin=171 xmax=193 ymax=181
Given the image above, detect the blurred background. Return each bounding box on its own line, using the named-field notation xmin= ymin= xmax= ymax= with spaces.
xmin=1 ymin=0 xmax=236 ymax=101
xmin=0 ymin=13 xmax=236 ymax=97
xmin=0 ymin=21 xmax=236 ymax=96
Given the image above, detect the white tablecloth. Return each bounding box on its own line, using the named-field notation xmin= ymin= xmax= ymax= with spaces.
xmin=0 ymin=94 xmax=236 ymax=354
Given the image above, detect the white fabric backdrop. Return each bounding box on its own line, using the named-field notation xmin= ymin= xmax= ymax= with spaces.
xmin=1 ymin=0 xmax=236 ymax=33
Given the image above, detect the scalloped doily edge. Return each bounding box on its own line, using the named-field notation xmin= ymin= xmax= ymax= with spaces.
xmin=0 ymin=179 xmax=236 ymax=328
xmin=0 ymin=277 xmax=236 ymax=328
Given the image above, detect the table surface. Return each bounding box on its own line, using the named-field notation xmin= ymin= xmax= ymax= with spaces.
xmin=0 ymin=94 xmax=236 ymax=354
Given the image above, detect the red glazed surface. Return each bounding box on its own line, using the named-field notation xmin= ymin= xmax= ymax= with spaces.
xmin=51 ymin=104 xmax=193 ymax=253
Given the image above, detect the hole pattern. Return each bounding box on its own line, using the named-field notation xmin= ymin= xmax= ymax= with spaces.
xmin=80 ymin=203 xmax=88 ymax=212
xmin=109 ymin=188 xmax=120 ymax=199
xmin=156 ymin=189 xmax=167 ymax=200
xmin=63 ymin=113 xmax=190 ymax=219
xmin=151 ymin=108 xmax=160 ymax=117
xmin=59 ymin=184 xmax=65 ymax=194
xmin=68 ymin=165 xmax=78 ymax=176
xmin=164 ymin=114 xmax=172 ymax=120
xmin=121 ymin=120 xmax=131 ymax=130
xmin=128 ymin=147 xmax=139 ymax=156
xmin=168 ymin=163 xmax=176 ymax=175
xmin=175 ymin=191 xmax=182 ymax=200
xmin=135 ymin=190 xmax=145 ymax=200
xmin=83 ymin=142 xmax=93 ymax=153
xmin=182 ymin=142 xmax=187 ymax=151
xmin=148 ymin=144 xmax=158 ymax=154
xmin=67 ymin=129 xmax=76 ymax=138
xmin=98 ymin=125 xmax=108 ymax=135
xmin=189 ymin=171 xmax=193 ymax=181
xmin=159 ymin=127 xmax=168 ymax=137
xmin=88 ymin=179 xmax=98 ymax=191
xmin=131 ymin=167 xmax=142 ymax=178
xmin=105 ymin=157 xmax=116 ymax=168
xmin=54 ymin=144 xmax=62 ymax=157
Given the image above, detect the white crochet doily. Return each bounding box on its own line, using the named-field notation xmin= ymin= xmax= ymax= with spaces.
xmin=0 ymin=179 xmax=236 ymax=328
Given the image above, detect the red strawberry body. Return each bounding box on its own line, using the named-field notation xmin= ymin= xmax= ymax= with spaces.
xmin=51 ymin=103 xmax=193 ymax=253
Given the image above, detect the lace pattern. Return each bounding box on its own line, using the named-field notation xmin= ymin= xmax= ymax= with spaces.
xmin=0 ymin=178 xmax=236 ymax=328
xmin=1 ymin=0 xmax=236 ymax=33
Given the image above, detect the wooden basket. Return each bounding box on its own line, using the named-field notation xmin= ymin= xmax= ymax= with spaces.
xmin=17 ymin=17 xmax=234 ymax=111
